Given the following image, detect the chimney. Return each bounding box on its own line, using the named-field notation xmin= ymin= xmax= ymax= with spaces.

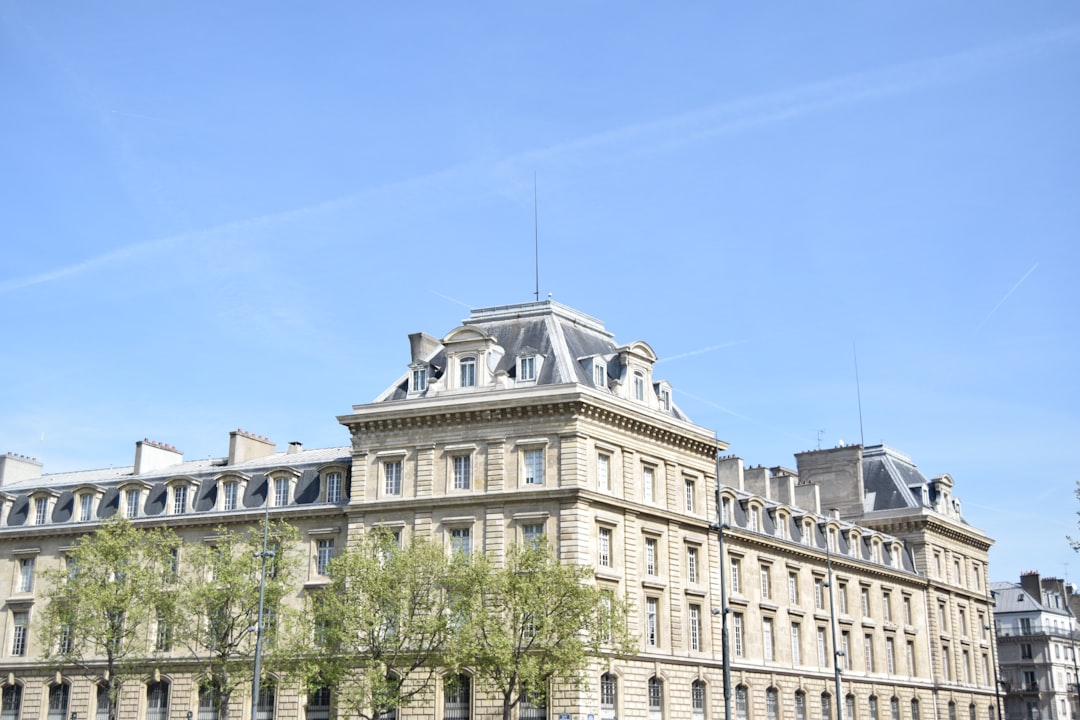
xmin=228 ymin=429 xmax=276 ymax=465
xmin=287 ymin=441 xmax=303 ymax=455
xmin=0 ymin=453 xmax=42 ymax=487
xmin=1021 ymin=571 xmax=1042 ymax=601
xmin=408 ymin=332 xmax=442 ymax=363
xmin=134 ymin=439 xmax=184 ymax=475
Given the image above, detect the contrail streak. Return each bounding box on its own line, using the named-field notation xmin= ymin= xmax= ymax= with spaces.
xmin=974 ymin=262 xmax=1038 ymax=334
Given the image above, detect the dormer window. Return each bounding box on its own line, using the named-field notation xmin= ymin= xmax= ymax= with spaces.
xmin=633 ymin=371 xmax=646 ymax=401
xmin=223 ymin=481 xmax=239 ymax=511
xmin=123 ymin=488 xmax=142 ymax=518
xmin=33 ymin=497 xmax=48 ymax=525
xmin=518 ymin=355 xmax=536 ymax=382
xmin=272 ymin=477 xmax=291 ymax=507
xmin=410 ymin=365 xmax=428 ymax=394
xmin=593 ymin=360 xmax=607 ymax=388
xmin=459 ymin=356 xmax=477 ymax=388
xmin=325 ymin=471 xmax=343 ymax=504
xmin=171 ymin=484 xmax=189 ymax=515
xmin=78 ymin=493 xmax=94 ymax=522
xmin=659 ymin=387 xmax=671 ymax=412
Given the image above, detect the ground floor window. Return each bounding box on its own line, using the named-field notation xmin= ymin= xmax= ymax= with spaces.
xmin=600 ymin=673 xmax=617 ymax=720
xmin=47 ymin=684 xmax=69 ymax=720
xmin=256 ymin=685 xmax=275 ymax=720
xmin=146 ymin=682 xmax=169 ymax=720
xmin=648 ymin=677 xmax=663 ymax=720
xmin=1 ymin=686 xmax=21 ymax=720
xmin=445 ymin=675 xmax=470 ymax=720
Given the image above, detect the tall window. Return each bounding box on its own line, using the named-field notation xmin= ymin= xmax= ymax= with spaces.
xmin=731 ymin=558 xmax=741 ymax=594
xmin=598 ymin=527 xmax=612 ymax=568
xmin=733 ymin=613 xmax=744 ymax=656
xmin=384 ymin=460 xmax=402 ymax=495
xmin=646 ymin=597 xmax=659 ymax=647
xmin=789 ymin=572 xmax=800 ymax=604
xmin=689 ymin=604 xmax=701 ymax=651
xmin=796 ymin=692 xmax=806 ymax=720
xmin=96 ymin=685 xmax=111 ymax=720
xmin=815 ymin=578 xmax=825 ymax=609
xmin=79 ymin=493 xmax=94 ymax=522
xmin=645 ymin=538 xmax=657 ymax=576
xmin=11 ymin=612 xmax=28 ymax=655
xmin=749 ymin=506 xmax=760 ymax=532
xmin=155 ymin=612 xmax=172 ymax=651
xmin=173 ymin=485 xmax=188 ymax=515
xmin=519 ymin=355 xmax=535 ymax=381
xmin=907 ymin=641 xmax=916 ymax=675
xmin=47 ymin=684 xmax=69 ymax=720
xmin=838 ymin=582 xmax=848 ymax=613
xmin=459 ymin=357 xmax=476 ymax=387
xmin=325 ymin=472 xmax=342 ymax=503
xmin=903 ymin=596 xmax=913 ymax=624
xmin=124 ymin=489 xmax=140 ymax=518
xmin=821 ymin=694 xmax=832 ymax=720
xmin=600 ymin=674 xmax=617 ymax=720
xmin=18 ymin=558 xmax=33 ymax=593
xmin=687 ymin=546 xmax=699 ymax=583
xmin=597 ymin=454 xmax=611 ymax=491
xmin=692 ymin=681 xmax=706 ymax=720
xmin=643 ymin=466 xmax=655 ymax=503
xmin=316 ymin=539 xmax=335 ymax=576
xmin=864 ymin=634 xmax=874 ymax=672
xmin=842 ymin=631 xmax=851 ymax=669
xmin=685 ymin=478 xmax=695 ymax=512
xmin=633 ymin=372 xmax=646 ymax=402
xmin=886 ymin=637 xmax=896 ymax=673
xmin=445 ymin=676 xmax=470 ymax=720
xmin=911 ymin=700 xmax=920 ymax=720
xmin=34 ymin=497 xmax=48 ymax=525
xmin=273 ymin=477 xmax=289 ymax=507
xmin=199 ymin=685 xmax=221 ymax=720
xmin=861 ymin=587 xmax=870 ymax=615
xmin=223 ymin=481 xmax=238 ymax=511
xmin=524 ymin=449 xmax=544 ymax=485
xmin=255 ymin=685 xmax=274 ymax=720
xmin=760 ymin=564 xmax=771 ymax=599
xmin=146 ymin=681 xmax=170 ymax=720
xmin=818 ymin=627 xmax=828 ymax=667
xmin=791 ymin=622 xmax=802 ymax=664
xmin=411 ymin=366 xmax=427 ymax=393
xmin=768 ymin=689 xmax=780 ymax=720
xmin=450 ymin=528 xmax=471 ymax=556
xmin=648 ymin=677 xmax=663 ymax=720
xmin=522 ymin=523 xmax=544 ymax=547
xmin=869 ymin=697 xmax=879 ymax=720
xmin=452 ymin=455 xmax=471 ymax=490
xmin=763 ymin=617 xmax=775 ymax=660
xmin=736 ymin=686 xmax=748 ymax=720
xmin=593 ymin=360 xmax=607 ymax=388
xmin=883 ymin=591 xmax=893 ymax=622
xmin=2 ymin=686 xmax=23 ymax=720
xmin=847 ymin=695 xmax=856 ymax=720
xmin=890 ymin=697 xmax=900 ymax=720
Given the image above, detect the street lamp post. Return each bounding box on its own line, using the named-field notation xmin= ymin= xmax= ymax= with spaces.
xmin=712 ymin=509 xmax=732 ymax=720
xmin=986 ymin=588 xmax=1005 ymax=720
xmin=825 ymin=526 xmax=844 ymax=720
xmin=250 ymin=490 xmax=275 ymax=720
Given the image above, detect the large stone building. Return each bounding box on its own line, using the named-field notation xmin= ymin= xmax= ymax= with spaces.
xmin=0 ymin=300 xmax=999 ymax=720
xmin=992 ymin=572 xmax=1080 ymax=720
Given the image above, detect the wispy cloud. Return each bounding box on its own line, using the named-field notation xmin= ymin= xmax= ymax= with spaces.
xmin=974 ymin=262 xmax=1039 ymax=334
xmin=3 ymin=24 xmax=1076 ymax=295
xmin=657 ymin=337 xmax=767 ymax=364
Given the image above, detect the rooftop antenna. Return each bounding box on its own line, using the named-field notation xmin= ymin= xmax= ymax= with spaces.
xmin=816 ymin=429 xmax=826 ymax=450
xmin=533 ymin=172 xmax=539 ymax=302
xmin=853 ymin=342 xmax=865 ymax=447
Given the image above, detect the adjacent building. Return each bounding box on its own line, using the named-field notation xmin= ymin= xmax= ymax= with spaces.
xmin=0 ymin=299 xmax=999 ymax=720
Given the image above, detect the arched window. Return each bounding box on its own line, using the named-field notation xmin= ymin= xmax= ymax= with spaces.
xmin=47 ymin=683 xmax=70 ymax=720
xmin=1 ymin=686 xmax=22 ymax=720
xmin=821 ymin=693 xmax=832 ymax=720
xmin=948 ymin=702 xmax=956 ymax=720
xmin=648 ymin=677 xmax=663 ymax=720
xmin=969 ymin=704 xmax=977 ymax=720
xmin=795 ymin=691 xmax=806 ymax=720
xmin=633 ymin=371 xmax=645 ymax=401
xmin=911 ymin=699 xmax=921 ymax=720
xmin=846 ymin=694 xmax=856 ymax=720
xmin=600 ymin=673 xmax=617 ymax=720
xmin=198 ymin=683 xmax=221 ymax=720
xmin=95 ymin=685 xmax=111 ymax=720
xmin=692 ymin=681 xmax=706 ymax=720
xmin=890 ymin=697 xmax=900 ymax=720
xmin=869 ymin=696 xmax=879 ymax=720
xmin=459 ymin=357 xmax=477 ymax=388
xmin=444 ymin=675 xmax=470 ymax=720
xmin=520 ymin=685 xmax=547 ymax=720
xmin=736 ymin=685 xmax=749 ymax=720
xmin=255 ymin=684 xmax=275 ymax=720
xmin=767 ymin=688 xmax=780 ymax=720
xmin=146 ymin=681 xmax=170 ymax=720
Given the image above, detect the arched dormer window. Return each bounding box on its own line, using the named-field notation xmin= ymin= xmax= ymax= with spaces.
xmin=847 ymin=530 xmax=860 ymax=557
xmin=119 ymin=481 xmax=152 ymax=519
xmin=29 ymin=490 xmax=59 ymax=525
xmin=166 ymin=479 xmax=196 ymax=515
xmin=73 ymin=485 xmax=104 ymax=523
xmin=459 ymin=356 xmax=477 ymax=387
xmin=775 ymin=510 xmax=788 ymax=540
xmin=319 ymin=465 xmax=347 ymax=504
xmin=217 ymin=475 xmax=249 ymax=512
xmin=633 ymin=371 xmax=646 ymax=402
xmin=746 ymin=501 xmax=762 ymax=533
xmin=267 ymin=469 xmax=301 ymax=508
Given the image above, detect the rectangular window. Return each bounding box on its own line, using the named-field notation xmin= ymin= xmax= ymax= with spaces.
xmin=411 ymin=366 xmax=427 ymax=393
xmin=34 ymin=497 xmax=48 ymax=525
xmin=643 ymin=466 xmax=655 ymax=503
xmin=815 ymin=578 xmax=825 ymax=609
xmin=907 ymin=641 xmax=916 ymax=675
xmin=646 ymin=597 xmax=659 ymax=647
xmin=450 ymin=527 xmax=471 ymax=556
xmin=943 ymin=646 xmax=952 ymax=681
xmin=841 ymin=631 xmax=851 ymax=669
xmin=597 ymin=454 xmax=610 ymax=491
xmin=763 ymin=617 xmax=775 ymax=661
xmin=524 ymin=449 xmax=544 ymax=485
xmin=886 ymin=637 xmax=896 ymax=673
xmin=731 ymin=558 xmax=741 ymax=593
xmin=316 ymin=539 xmax=334 ymax=576
xmin=903 ymin=595 xmax=913 ymax=624
xmin=760 ymin=564 xmax=771 ymax=599
xmin=593 ymin=360 xmax=607 ymax=388
xmin=645 ymin=538 xmax=657 ymax=576
xmin=737 ymin=687 xmax=748 ymax=720
xmin=173 ymin=485 xmax=188 ymax=515
xmin=223 ymin=481 xmax=238 ymax=511
xmin=791 ymin=622 xmax=802 ymax=664
xmin=452 ymin=455 xmax=471 ymax=490
xmin=459 ymin=357 xmax=476 ymax=387
xmin=685 ymin=478 xmax=695 ymax=512
xmin=18 ymin=558 xmax=34 ymax=593
xmin=522 ymin=523 xmax=544 ymax=546
xmin=79 ymin=494 xmax=93 ymax=522
xmin=818 ymin=627 xmax=828 ymax=667
xmin=789 ymin=572 xmax=800 ymax=604
xmin=598 ymin=527 xmax=612 ymax=568
xmin=384 ymin=460 xmax=402 ymax=495
xmin=822 ymin=694 xmax=831 ymax=720
xmin=325 ymin=472 xmax=342 ymax=503
xmin=156 ymin=613 xmax=172 ymax=651
xmin=864 ymin=634 xmax=874 ymax=672
xmin=870 ymin=697 xmax=879 ymax=720
xmin=273 ymin=478 xmax=289 ymax=507
xmin=883 ymin=591 xmax=892 ymax=622
xmin=733 ymin=612 xmax=744 ymax=656
xmin=633 ymin=372 xmax=645 ymax=401
xmin=768 ymin=690 xmax=779 ymax=720
xmin=797 ymin=693 xmax=807 ymax=720
xmin=519 ymin=355 xmax=535 ymax=381
xmin=838 ymin=582 xmax=848 ymax=613
xmin=891 ymin=698 xmax=900 ymax=720
xmin=689 ymin=604 xmax=701 ymax=651
xmin=687 ymin=546 xmax=699 ymax=584
xmin=861 ymin=587 xmax=870 ymax=615
xmin=11 ymin=611 xmax=28 ymax=656
xmin=125 ymin=489 xmax=140 ymax=518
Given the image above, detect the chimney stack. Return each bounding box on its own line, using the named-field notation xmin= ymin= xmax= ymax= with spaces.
xmin=228 ymin=429 xmax=276 ymax=465
xmin=0 ymin=453 xmax=42 ymax=487
xmin=134 ymin=439 xmax=184 ymax=475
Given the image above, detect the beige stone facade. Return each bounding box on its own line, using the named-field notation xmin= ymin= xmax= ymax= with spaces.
xmin=0 ymin=300 xmax=998 ymax=720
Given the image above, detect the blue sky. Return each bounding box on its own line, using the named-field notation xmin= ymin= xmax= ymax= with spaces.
xmin=1 ymin=2 xmax=1078 ymax=583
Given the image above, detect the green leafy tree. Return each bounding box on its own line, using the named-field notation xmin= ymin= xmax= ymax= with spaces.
xmin=453 ymin=539 xmax=634 ymax=720
xmin=38 ymin=517 xmax=180 ymax=720
xmin=289 ymin=531 xmax=465 ymax=720
xmin=175 ymin=521 xmax=300 ymax=720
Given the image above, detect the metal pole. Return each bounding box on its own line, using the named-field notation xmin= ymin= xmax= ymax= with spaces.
xmin=986 ymin=589 xmax=1004 ymax=720
xmin=826 ymin=528 xmax=844 ymax=720
xmin=715 ymin=455 xmax=732 ymax=720
xmin=250 ymin=488 xmax=274 ymax=720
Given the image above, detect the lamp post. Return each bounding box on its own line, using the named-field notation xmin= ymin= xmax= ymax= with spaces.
xmin=712 ymin=509 xmax=732 ymax=720
xmin=986 ymin=587 xmax=1005 ymax=720
xmin=250 ymin=488 xmax=275 ymax=720
xmin=825 ymin=526 xmax=844 ymax=720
